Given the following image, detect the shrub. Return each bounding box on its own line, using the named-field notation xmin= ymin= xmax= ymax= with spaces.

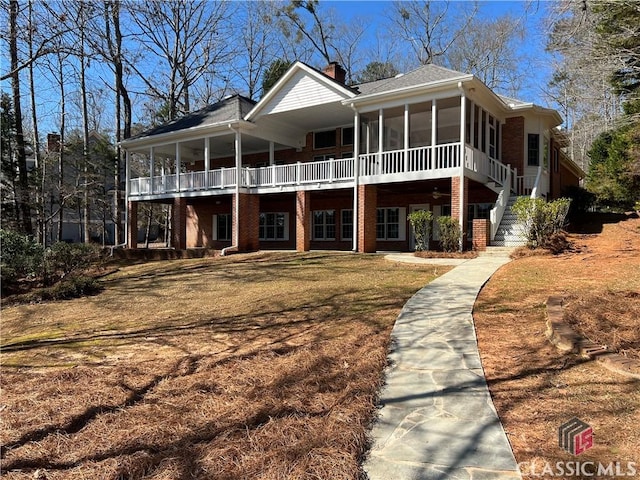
xmin=43 ymin=242 xmax=102 ymax=285
xmin=437 ymin=216 xmax=461 ymax=252
xmin=407 ymin=210 xmax=433 ymax=251
xmin=0 ymin=229 xmax=44 ymax=288
xmin=512 ymin=197 xmax=572 ymax=249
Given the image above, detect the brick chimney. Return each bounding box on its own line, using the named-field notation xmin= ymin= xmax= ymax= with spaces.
xmin=323 ymin=62 xmax=346 ymax=85
xmin=47 ymin=133 xmax=61 ymax=153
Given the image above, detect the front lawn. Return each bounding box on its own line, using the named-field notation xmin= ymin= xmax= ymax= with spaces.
xmin=474 ymin=214 xmax=640 ymax=479
xmin=1 ymin=252 xmax=448 ymax=479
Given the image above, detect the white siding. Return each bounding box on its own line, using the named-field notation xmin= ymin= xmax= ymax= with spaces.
xmin=262 ymin=70 xmax=348 ymax=115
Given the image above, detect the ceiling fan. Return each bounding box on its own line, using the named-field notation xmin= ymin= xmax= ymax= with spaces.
xmin=430 ymin=187 xmax=451 ymax=199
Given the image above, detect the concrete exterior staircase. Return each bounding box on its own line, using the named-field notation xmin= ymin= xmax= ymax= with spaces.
xmin=491 ymin=195 xmax=528 ymax=247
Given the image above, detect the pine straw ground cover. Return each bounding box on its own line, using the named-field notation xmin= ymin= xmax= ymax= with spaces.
xmin=0 ymin=252 xmax=448 ymax=480
xmin=474 ymin=213 xmax=640 ymax=479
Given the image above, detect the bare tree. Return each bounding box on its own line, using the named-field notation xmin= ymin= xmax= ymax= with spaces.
xmin=127 ymin=0 xmax=233 ymax=120
xmin=7 ymin=0 xmax=33 ymax=234
xmin=445 ymin=14 xmax=525 ymax=95
xmin=390 ymin=0 xmax=478 ymax=66
xmin=230 ymin=1 xmax=281 ymax=100
xmin=277 ymin=0 xmax=334 ymax=65
xmin=544 ymin=0 xmax=623 ymax=168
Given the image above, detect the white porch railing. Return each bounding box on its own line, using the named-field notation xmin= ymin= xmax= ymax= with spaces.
xmin=128 ymin=143 xmax=527 ymax=198
xmin=359 ymin=143 xmax=461 ymax=176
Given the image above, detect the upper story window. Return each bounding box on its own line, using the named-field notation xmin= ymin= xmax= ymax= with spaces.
xmin=314 ymin=130 xmax=336 ymax=149
xmin=342 ymin=127 xmax=354 ymax=146
xmin=528 ymin=134 xmax=540 ymax=166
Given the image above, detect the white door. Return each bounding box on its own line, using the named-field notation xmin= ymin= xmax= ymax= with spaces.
xmin=409 ymin=203 xmax=430 ymax=251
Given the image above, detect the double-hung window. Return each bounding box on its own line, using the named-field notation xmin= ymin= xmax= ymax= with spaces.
xmin=376 ymin=207 xmax=406 ymax=241
xmin=313 ymin=210 xmax=335 ymax=240
xmin=259 ymin=212 xmax=288 ymax=241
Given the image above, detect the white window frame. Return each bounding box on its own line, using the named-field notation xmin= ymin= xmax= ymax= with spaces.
xmin=259 ymin=212 xmax=289 ymax=241
xmin=376 ymin=207 xmax=406 ymax=241
xmin=312 ymin=210 xmax=336 ymax=241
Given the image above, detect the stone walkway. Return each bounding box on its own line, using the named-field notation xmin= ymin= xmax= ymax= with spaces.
xmin=364 ymin=253 xmax=521 ymax=480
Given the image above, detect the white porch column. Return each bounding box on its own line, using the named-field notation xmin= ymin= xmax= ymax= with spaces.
xmin=124 ymin=149 xmax=130 ymax=246
xmin=234 ymin=128 xmax=242 ymax=244
xmin=404 ymin=103 xmax=410 ymax=172
xmin=149 ymin=146 xmax=155 ymax=194
xmin=352 ymin=110 xmax=360 ymax=252
xmin=459 ymin=91 xmax=466 ymax=250
xmin=431 ymin=99 xmax=437 ymax=147
xmin=485 ymin=108 xmax=490 ymax=155
xmin=378 ymin=108 xmax=384 ymax=175
xmin=269 ymin=141 xmax=275 ymax=165
xmin=204 ymin=136 xmax=210 ymax=187
xmin=175 ymin=142 xmax=181 ymax=192
xmin=469 ymin=101 xmax=475 ymax=148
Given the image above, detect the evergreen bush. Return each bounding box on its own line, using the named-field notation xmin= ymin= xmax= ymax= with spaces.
xmin=407 ymin=210 xmax=433 ymax=251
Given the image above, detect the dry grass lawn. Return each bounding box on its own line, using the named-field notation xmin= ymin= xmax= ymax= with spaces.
xmin=1 ymin=252 xmax=448 ymax=479
xmin=474 ymin=214 xmax=640 ymax=479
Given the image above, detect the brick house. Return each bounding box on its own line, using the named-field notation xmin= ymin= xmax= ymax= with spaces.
xmin=121 ymin=61 xmax=583 ymax=252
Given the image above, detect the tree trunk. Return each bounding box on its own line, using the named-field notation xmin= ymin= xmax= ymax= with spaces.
xmin=10 ymin=0 xmax=33 ymax=235
xmin=28 ymin=0 xmax=44 ymax=243
xmin=57 ymin=54 xmax=66 ymax=243
xmin=80 ymin=16 xmax=91 ymax=244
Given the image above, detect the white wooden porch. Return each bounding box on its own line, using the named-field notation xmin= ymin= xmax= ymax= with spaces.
xmin=128 ymin=142 xmax=539 ymax=200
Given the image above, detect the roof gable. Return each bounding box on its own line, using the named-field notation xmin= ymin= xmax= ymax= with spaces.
xmin=246 ymin=62 xmax=356 ymax=121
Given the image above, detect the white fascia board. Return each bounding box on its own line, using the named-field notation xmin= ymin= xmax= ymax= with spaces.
xmin=343 ymin=74 xmax=473 ymax=109
xmin=120 ymin=120 xmax=250 ymax=150
xmin=246 ymin=61 xmax=357 ymax=121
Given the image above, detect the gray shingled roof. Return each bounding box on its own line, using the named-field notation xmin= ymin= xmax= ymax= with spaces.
xmin=354 ymin=64 xmax=468 ymax=95
xmin=128 ymin=94 xmax=256 ymax=141
xmin=497 ymin=94 xmax=530 ymax=106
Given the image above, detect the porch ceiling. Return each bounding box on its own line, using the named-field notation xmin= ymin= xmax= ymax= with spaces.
xmin=254 ymin=102 xmax=355 ymax=136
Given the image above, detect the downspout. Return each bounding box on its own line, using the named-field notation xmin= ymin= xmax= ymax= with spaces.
xmin=349 ymin=103 xmax=359 ymax=252
xmin=110 ymin=147 xmax=129 ymax=256
xmin=222 ymin=123 xmax=241 ymax=256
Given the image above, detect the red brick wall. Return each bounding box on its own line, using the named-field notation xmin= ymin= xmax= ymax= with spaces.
xmin=234 ymin=193 xmax=260 ymax=251
xmin=358 ymin=184 xmax=377 ymax=253
xmin=472 ymin=219 xmax=490 ymax=251
xmin=172 ymin=197 xmax=187 ymax=250
xmin=186 ymin=197 xmax=233 ymax=248
xmin=296 ymin=191 xmax=311 ymax=251
xmin=127 ymin=201 xmax=138 ymax=248
xmin=502 ymin=116 xmax=525 ymax=174
xmin=451 ymin=176 xmax=468 ymax=242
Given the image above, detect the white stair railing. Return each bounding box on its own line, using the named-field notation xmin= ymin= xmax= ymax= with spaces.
xmin=489 ymin=166 xmax=512 ymax=241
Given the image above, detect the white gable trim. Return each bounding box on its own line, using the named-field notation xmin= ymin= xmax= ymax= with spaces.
xmin=246 ymin=61 xmax=356 ymax=121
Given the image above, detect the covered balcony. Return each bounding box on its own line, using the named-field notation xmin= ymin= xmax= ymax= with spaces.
xmin=126 ymin=94 xmax=520 ymax=201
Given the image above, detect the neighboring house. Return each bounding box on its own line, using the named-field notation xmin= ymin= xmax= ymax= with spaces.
xmin=121 ymin=61 xmax=584 ymax=252
xmin=45 ymin=131 xmax=121 ymax=245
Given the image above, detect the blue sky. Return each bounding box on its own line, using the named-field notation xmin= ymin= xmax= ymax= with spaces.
xmin=325 ymin=0 xmax=553 ymax=105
